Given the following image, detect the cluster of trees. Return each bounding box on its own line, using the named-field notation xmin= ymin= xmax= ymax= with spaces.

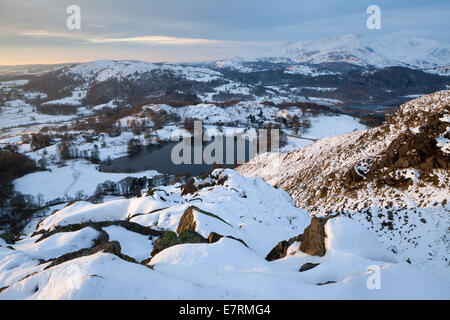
xmin=0 ymin=146 xmax=39 ymax=232
xmin=183 ymin=117 xmax=199 ymax=132
xmin=36 ymin=103 xmax=79 ymax=115
xmin=22 ymin=133 xmax=53 ymax=151
xmin=259 ymin=123 xmax=288 ymax=152
xmin=94 ymin=176 xmax=149 ymax=198
xmin=23 ymin=71 xmax=83 ymax=100
xmin=94 ymin=173 xmax=188 ymax=199
xmin=278 ymin=114 xmax=311 ymax=135
xmin=83 ymin=71 xmax=219 ymax=106
xmin=127 ymin=138 xmax=143 ymax=155
xmin=58 ymin=137 xmax=101 ymax=164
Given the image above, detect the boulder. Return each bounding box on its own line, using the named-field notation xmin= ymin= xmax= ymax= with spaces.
xmin=151 ymin=230 xmax=207 ymax=257
xmin=265 ymin=234 xmax=302 ymax=261
xmin=177 ymin=205 xmax=232 ymax=236
xmin=208 ymin=232 xmax=223 ymax=243
xmin=177 ymin=206 xmax=197 ymax=235
xmin=207 ymin=232 xmax=249 ymax=248
xmin=44 ymin=240 xmax=123 ymax=270
xmin=299 ymin=262 xmax=320 ymax=272
xmin=299 ymin=217 xmax=328 ymax=257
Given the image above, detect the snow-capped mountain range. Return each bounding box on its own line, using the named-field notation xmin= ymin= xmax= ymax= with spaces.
xmin=214 ymin=34 xmax=450 ymax=72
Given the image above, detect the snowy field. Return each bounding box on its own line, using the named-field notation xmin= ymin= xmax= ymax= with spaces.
xmin=14 ymin=160 xmax=159 ymax=203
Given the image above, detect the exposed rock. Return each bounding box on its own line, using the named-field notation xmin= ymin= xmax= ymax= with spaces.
xmin=151 ymin=230 xmax=208 ymax=257
xmin=177 ymin=207 xmax=197 ymax=235
xmin=316 ymin=280 xmax=336 ymax=286
xmin=208 ymin=232 xmax=223 ymax=243
xmin=299 ymin=217 xmax=328 ymax=257
xmin=177 ymin=205 xmax=232 ymax=236
xmin=265 ymin=234 xmax=302 ymax=261
xmin=225 ymin=235 xmax=249 ymax=248
xmin=181 ymin=173 xmax=227 ymax=196
xmin=208 ymin=232 xmax=249 ymax=248
xmin=151 ymin=231 xmax=178 ymax=257
xmin=299 ymin=262 xmax=320 ymax=272
xmin=0 ymin=232 xmax=17 ymax=245
xmin=178 ymin=230 xmax=208 ymax=245
xmin=33 ymin=220 xmax=162 ymax=242
xmin=44 ymin=240 xmax=123 ymax=270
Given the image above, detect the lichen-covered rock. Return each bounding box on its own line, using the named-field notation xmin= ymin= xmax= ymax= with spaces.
xmin=151 ymin=230 xmax=207 ymax=257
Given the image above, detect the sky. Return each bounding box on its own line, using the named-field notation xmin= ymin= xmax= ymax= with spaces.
xmin=0 ymin=0 xmax=449 ymax=65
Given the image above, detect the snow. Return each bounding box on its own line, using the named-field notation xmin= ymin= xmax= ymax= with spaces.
xmin=1 ymin=168 xmax=450 ymax=299
xmin=217 ymin=34 xmax=450 ymax=71
xmin=238 ymin=91 xmax=450 ymax=281
xmin=273 ymin=34 xmax=450 ymax=68
xmin=303 ymin=115 xmax=366 ymax=139
xmin=40 ymin=86 xmax=87 ymax=107
xmin=1 ymin=208 xmax=448 ymax=299
xmin=12 ymin=227 xmax=101 ymax=261
xmin=14 ymin=160 xmax=159 ymax=203
xmin=103 ymin=225 xmax=154 ymax=262
xmin=64 ymin=60 xmax=223 ymax=83
xmin=325 ymin=217 xmax=397 ymax=263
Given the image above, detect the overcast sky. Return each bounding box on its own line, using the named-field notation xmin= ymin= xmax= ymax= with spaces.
xmin=0 ymin=0 xmax=449 ymax=65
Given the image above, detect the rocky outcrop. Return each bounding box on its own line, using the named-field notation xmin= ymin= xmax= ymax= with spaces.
xmin=150 ymin=230 xmax=208 ymax=257
xmin=44 ymin=240 xmax=123 ymax=270
xmin=299 ymin=262 xmax=320 ymax=272
xmin=265 ymin=234 xmax=302 ymax=261
xmin=0 ymin=232 xmax=17 ymax=245
xmin=299 ymin=217 xmax=328 ymax=257
xmin=177 ymin=205 xmax=232 ymax=236
xmin=181 ymin=173 xmax=227 ymax=196
xmin=207 ymin=232 xmax=249 ymax=248
xmin=177 ymin=207 xmax=198 ymax=235
xmin=33 ymin=220 xmax=162 ymax=242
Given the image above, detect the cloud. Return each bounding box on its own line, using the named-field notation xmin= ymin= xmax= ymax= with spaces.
xmin=19 ymin=30 xmax=52 ymax=37
xmin=89 ymin=35 xmax=221 ymax=45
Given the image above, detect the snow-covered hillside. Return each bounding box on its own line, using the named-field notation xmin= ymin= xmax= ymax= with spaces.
xmin=238 ymin=90 xmax=450 ymax=280
xmin=63 ymin=60 xmax=223 ymax=83
xmin=1 ymin=169 xmax=448 ymax=299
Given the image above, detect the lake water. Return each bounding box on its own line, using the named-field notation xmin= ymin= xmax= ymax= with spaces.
xmin=99 ymin=138 xmax=255 ymax=176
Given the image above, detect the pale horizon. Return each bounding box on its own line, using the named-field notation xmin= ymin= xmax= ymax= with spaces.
xmin=1 ymin=0 xmax=449 ymax=65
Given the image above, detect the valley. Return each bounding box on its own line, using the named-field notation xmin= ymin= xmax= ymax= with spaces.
xmin=0 ymin=33 xmax=449 ymax=300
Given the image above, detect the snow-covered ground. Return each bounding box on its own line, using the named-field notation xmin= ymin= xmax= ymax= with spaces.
xmin=1 ymin=169 xmax=448 ymax=299
xmin=9 ymin=111 xmax=365 ymax=204
xmin=14 ymin=160 xmax=159 ymax=203
xmin=238 ymin=90 xmax=450 ymax=282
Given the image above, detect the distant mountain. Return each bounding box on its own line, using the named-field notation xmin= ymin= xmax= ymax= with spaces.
xmin=0 ymin=63 xmax=74 ymax=80
xmin=214 ymin=34 xmax=450 ymax=73
xmin=12 ymin=37 xmax=450 ymax=111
